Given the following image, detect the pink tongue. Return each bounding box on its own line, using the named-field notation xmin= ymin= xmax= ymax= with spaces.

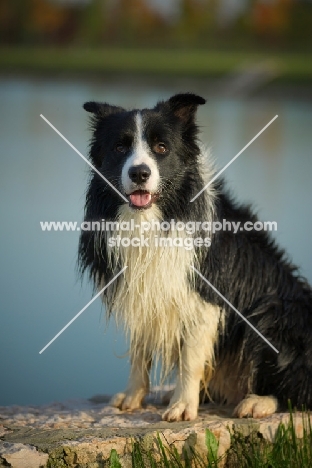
xmin=130 ymin=192 xmax=152 ymax=207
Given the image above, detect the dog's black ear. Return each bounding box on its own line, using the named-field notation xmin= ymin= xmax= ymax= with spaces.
xmin=83 ymin=101 xmax=125 ymax=117
xmin=160 ymin=93 xmax=206 ymax=122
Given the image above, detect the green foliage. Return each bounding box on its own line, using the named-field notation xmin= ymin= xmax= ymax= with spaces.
xmin=131 ymin=441 xmax=148 ymax=468
xmin=1 ymin=47 xmax=312 ymax=83
xmin=205 ymin=428 xmax=219 ymax=466
xmin=226 ymin=409 xmax=312 ymax=468
xmin=109 ymin=449 xmax=122 ymax=468
xmin=107 ymin=410 xmax=312 ymax=467
xmin=77 ymin=0 xmax=108 ymax=46
xmin=0 ymin=0 xmax=311 ymax=50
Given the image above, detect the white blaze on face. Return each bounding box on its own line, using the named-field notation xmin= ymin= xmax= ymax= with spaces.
xmin=121 ymin=112 xmax=160 ymax=200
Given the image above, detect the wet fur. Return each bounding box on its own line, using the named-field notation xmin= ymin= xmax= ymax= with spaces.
xmin=79 ymin=94 xmax=312 ymax=421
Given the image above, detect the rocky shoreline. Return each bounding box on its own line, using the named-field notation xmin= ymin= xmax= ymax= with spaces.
xmin=0 ymin=395 xmax=311 ymax=467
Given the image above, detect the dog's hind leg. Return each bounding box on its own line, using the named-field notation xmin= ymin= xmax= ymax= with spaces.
xmin=110 ymin=349 xmax=151 ymax=411
xmin=233 ymin=394 xmax=278 ymax=418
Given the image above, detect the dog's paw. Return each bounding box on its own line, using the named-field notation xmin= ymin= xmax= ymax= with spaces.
xmin=110 ymin=392 xmax=143 ymax=411
xmin=110 ymin=392 xmax=127 ymax=408
xmin=233 ymin=394 xmax=278 ymax=418
xmin=162 ymin=401 xmax=198 ymax=422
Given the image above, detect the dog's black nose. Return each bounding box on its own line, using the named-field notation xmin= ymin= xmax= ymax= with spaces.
xmin=128 ymin=164 xmax=151 ymax=184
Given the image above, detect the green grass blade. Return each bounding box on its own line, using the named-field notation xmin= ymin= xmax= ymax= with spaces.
xmin=205 ymin=428 xmax=219 ymax=465
xmin=109 ymin=449 xmax=122 ymax=468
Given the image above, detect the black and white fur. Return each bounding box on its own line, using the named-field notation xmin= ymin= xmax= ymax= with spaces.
xmin=79 ymin=94 xmax=312 ymax=421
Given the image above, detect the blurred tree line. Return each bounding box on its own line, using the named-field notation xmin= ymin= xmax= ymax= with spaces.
xmin=0 ymin=0 xmax=311 ymax=49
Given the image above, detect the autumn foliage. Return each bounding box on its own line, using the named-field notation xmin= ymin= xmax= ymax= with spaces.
xmin=0 ymin=0 xmax=311 ymax=48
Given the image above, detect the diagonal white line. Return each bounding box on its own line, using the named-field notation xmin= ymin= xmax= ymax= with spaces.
xmin=39 ymin=266 xmax=127 ymax=354
xmin=40 ymin=114 xmax=128 ymax=203
xmin=190 ymin=115 xmax=278 ymax=203
xmin=191 ymin=266 xmax=279 ymax=354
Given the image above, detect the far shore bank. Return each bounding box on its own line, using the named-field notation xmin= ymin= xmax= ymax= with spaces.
xmin=1 ymin=47 xmax=312 ymax=85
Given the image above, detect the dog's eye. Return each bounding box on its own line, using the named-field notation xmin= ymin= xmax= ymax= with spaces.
xmin=115 ymin=144 xmax=128 ymax=154
xmin=153 ymin=143 xmax=167 ymax=154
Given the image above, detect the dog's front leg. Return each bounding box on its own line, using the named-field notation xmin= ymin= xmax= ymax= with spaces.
xmin=162 ymin=324 xmax=213 ymax=422
xmin=110 ymin=349 xmax=151 ymax=411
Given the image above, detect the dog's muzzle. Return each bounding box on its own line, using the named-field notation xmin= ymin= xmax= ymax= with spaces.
xmin=126 ymin=164 xmax=155 ymax=209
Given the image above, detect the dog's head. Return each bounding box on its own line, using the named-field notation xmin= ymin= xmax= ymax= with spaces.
xmin=84 ymin=93 xmax=206 ymax=212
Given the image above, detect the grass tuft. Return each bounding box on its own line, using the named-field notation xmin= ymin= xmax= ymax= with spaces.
xmin=226 ymin=406 xmax=312 ymax=467
xmin=108 ymin=409 xmax=312 ymax=467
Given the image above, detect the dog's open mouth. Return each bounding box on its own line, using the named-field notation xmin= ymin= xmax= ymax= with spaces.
xmin=128 ymin=190 xmax=159 ymax=209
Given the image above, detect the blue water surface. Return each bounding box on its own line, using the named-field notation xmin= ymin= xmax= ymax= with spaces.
xmin=0 ymin=77 xmax=311 ymax=405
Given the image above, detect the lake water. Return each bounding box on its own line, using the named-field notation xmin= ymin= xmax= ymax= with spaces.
xmin=0 ymin=76 xmax=311 ymax=406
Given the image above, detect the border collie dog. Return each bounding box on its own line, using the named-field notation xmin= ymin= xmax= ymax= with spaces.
xmin=79 ymin=93 xmax=312 ymax=421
